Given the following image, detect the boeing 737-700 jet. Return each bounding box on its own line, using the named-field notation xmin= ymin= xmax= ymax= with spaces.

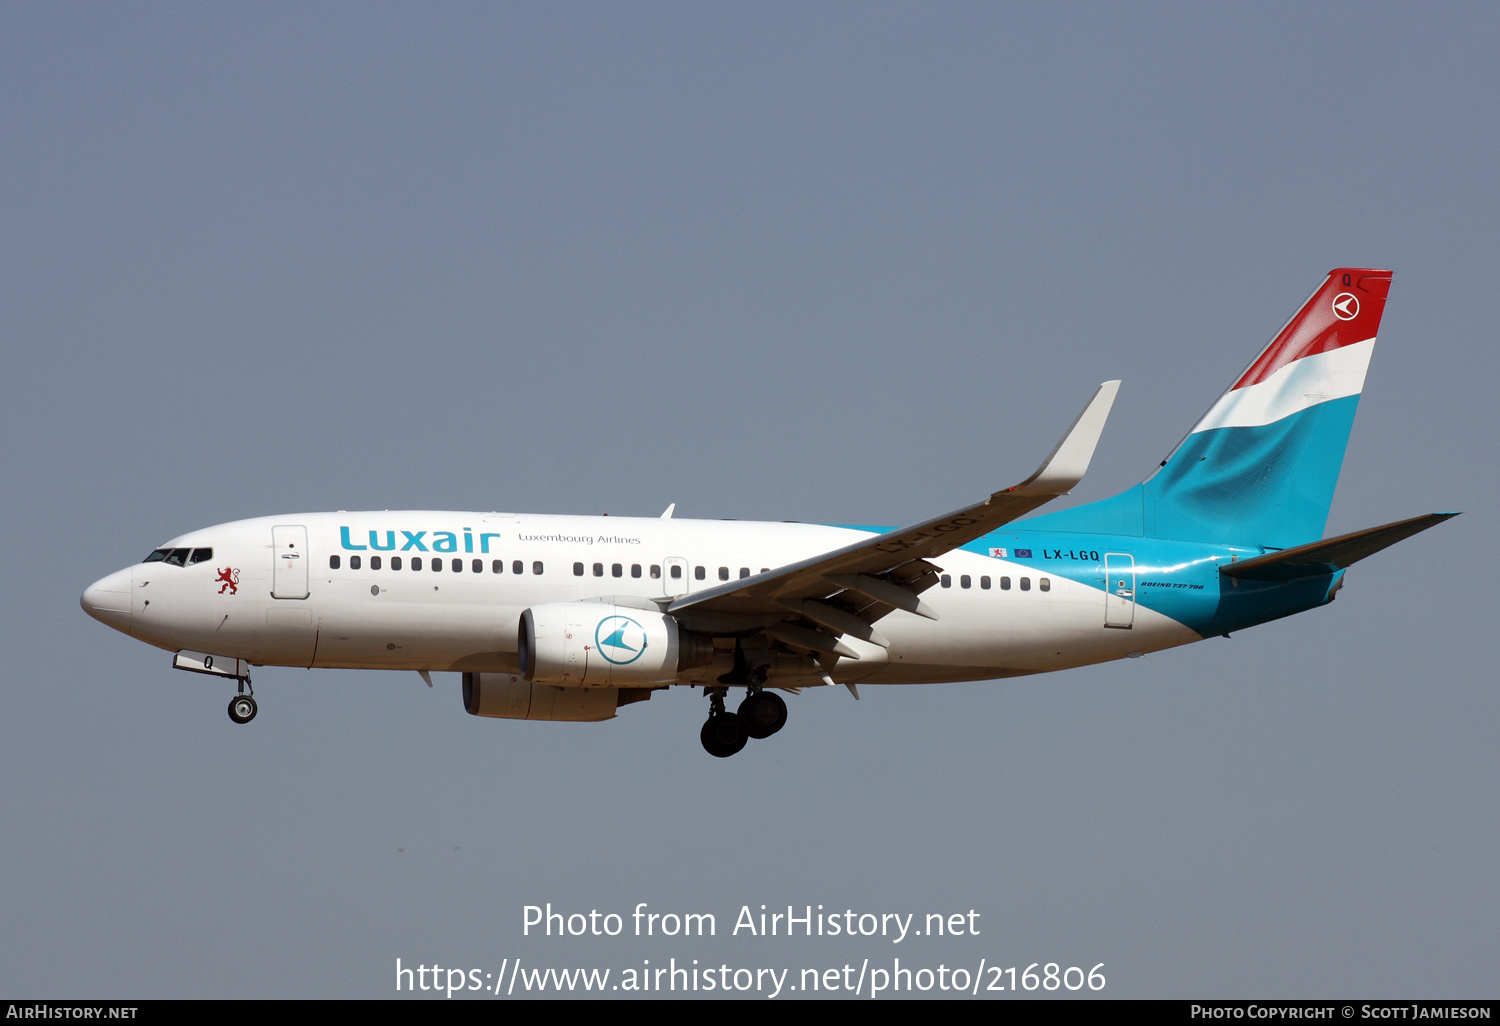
xmin=82 ymin=268 xmax=1454 ymax=756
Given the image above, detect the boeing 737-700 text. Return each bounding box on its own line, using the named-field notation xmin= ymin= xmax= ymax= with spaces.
xmin=82 ymin=268 xmax=1455 ymax=756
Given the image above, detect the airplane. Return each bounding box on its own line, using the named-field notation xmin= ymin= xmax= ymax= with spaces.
xmin=81 ymin=267 xmax=1455 ymax=757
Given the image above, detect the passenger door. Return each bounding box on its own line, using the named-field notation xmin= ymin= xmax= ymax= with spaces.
xmin=1104 ymin=552 xmax=1135 ymax=629
xmin=272 ymin=525 xmax=310 ymax=599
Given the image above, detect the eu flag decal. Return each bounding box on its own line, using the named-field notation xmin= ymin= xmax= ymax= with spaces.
xmin=1015 ymin=548 xmax=1033 ymax=558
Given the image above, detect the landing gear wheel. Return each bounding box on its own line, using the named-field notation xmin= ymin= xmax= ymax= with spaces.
xmin=700 ymin=713 xmax=747 ymax=757
xmin=738 ymin=691 xmax=787 ymax=739
xmin=227 ymin=694 xmax=258 ymax=724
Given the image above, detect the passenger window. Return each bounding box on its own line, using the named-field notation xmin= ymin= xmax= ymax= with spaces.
xmin=165 ymin=548 xmax=190 ymax=567
xmin=650 ymin=565 xmax=661 ymax=579
xmin=350 ymin=555 xmax=362 ymax=570
xmin=631 ymin=564 xmax=642 ymax=579
xmin=574 ymin=562 xmax=585 ymax=576
xmin=1020 ymin=577 xmax=1031 ymax=591
xmin=718 ymin=566 xmax=729 ymax=581
xmin=593 ymin=563 xmax=604 ymax=577
xmin=695 ymin=566 xmax=705 ymax=580
xmin=143 ymin=549 xmax=171 ymax=563
xmin=532 ymin=561 xmax=543 ymax=575
xmin=330 ymin=555 xmax=341 ymax=569
xmin=371 ymin=556 xmax=382 ymax=570
xmin=412 ymin=557 xmax=423 ymax=570
xmin=472 ymin=559 xmax=482 ymax=574
xmin=493 ymin=560 xmax=503 ymax=574
xmin=980 ymin=576 xmax=991 ymax=590
xmin=670 ymin=565 xmax=682 ymax=579
xmin=612 ymin=563 xmax=622 ymax=578
xmin=452 ymin=558 xmax=462 ymax=572
xmin=432 ymin=558 xmax=442 ymax=572
xmin=761 ymin=568 xmax=769 ymax=574
xmin=940 ymin=574 xmax=952 ymax=588
xmin=392 ymin=556 xmax=403 ymax=570
xmin=739 ymin=567 xmax=750 ymax=579
xmin=1001 ymin=576 xmax=1011 ymax=590
xmin=513 ymin=561 xmax=523 ymax=575
xmin=1040 ymin=577 xmax=1051 ymax=592
xmin=189 ymin=548 xmax=213 ymax=565
xmin=960 ymin=575 xmax=971 ymax=589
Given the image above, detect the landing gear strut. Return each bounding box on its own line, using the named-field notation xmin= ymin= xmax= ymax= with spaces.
xmin=700 ymin=687 xmax=746 ymax=758
xmin=227 ymin=678 xmax=257 ymax=724
xmin=699 ymin=683 xmax=790 ymax=756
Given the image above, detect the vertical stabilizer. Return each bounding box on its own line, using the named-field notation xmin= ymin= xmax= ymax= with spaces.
xmin=1027 ymin=268 xmax=1392 ymax=548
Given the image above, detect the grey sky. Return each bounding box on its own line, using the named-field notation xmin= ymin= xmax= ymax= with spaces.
xmin=1 ymin=3 xmax=1494 ymax=998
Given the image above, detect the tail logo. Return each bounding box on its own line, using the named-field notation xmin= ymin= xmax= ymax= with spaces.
xmin=1332 ymin=293 xmax=1359 ymax=320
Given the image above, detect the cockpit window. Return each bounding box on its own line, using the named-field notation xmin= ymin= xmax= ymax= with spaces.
xmin=143 ymin=549 xmax=171 ymax=563
xmin=164 ymin=548 xmax=190 ymax=567
xmin=188 ymin=548 xmax=213 ymax=565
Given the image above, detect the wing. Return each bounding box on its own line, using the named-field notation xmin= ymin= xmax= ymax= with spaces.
xmin=667 ymin=381 xmax=1121 ymax=655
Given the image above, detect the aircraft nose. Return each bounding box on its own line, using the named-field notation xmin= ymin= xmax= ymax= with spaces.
xmin=81 ymin=567 xmax=133 ymax=633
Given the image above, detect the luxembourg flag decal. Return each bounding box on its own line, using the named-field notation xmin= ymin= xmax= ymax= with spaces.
xmin=1141 ymin=268 xmax=1394 ymax=548
xmin=1191 ymin=270 xmax=1390 ymax=435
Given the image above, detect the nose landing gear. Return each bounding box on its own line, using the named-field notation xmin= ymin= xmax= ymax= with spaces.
xmin=227 ymin=677 xmax=257 ymax=724
xmin=228 ymin=694 xmax=258 ymax=724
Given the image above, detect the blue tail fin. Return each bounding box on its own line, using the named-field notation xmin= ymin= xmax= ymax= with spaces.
xmin=1026 ymin=268 xmax=1392 ymax=548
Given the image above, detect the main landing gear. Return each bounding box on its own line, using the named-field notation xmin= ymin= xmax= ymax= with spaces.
xmin=227 ymin=678 xmax=257 ymax=724
xmin=699 ymin=685 xmax=788 ymax=757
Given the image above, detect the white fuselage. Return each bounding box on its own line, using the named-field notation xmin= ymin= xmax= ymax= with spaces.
xmin=83 ymin=511 xmax=1197 ymax=687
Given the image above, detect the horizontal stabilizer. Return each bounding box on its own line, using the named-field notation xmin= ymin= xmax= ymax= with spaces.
xmin=1220 ymin=512 xmax=1458 ymax=582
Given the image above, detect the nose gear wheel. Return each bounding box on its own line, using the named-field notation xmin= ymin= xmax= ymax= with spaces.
xmin=227 ymin=694 xmax=258 ymax=724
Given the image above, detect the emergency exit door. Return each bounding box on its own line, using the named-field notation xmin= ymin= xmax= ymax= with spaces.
xmin=662 ymin=557 xmax=689 ymax=598
xmin=1104 ymin=552 xmax=1135 ymax=629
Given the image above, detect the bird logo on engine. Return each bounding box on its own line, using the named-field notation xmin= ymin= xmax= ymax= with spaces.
xmin=594 ymin=615 xmax=647 ymax=665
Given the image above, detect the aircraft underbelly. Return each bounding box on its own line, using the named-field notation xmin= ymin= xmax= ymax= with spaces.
xmin=876 ymin=599 xmax=1197 ymax=679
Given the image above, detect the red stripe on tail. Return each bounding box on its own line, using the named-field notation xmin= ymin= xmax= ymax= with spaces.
xmin=1232 ymin=268 xmax=1392 ymax=390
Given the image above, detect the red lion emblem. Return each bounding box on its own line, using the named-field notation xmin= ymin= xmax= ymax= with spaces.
xmin=216 ymin=567 xmax=240 ymax=595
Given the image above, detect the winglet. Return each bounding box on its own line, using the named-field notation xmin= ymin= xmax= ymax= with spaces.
xmin=660 ymin=503 xmax=675 ymax=519
xmin=1010 ymin=380 xmax=1121 ymax=497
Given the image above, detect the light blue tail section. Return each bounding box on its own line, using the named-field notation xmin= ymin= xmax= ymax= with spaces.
xmin=1028 ymin=394 xmax=1361 ymax=548
xmin=1025 ymin=266 xmax=1393 ymax=550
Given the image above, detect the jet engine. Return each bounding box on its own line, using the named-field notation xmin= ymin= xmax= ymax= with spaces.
xmin=518 ymin=603 xmax=714 ymax=687
xmin=462 ymin=671 xmax=655 ymax=722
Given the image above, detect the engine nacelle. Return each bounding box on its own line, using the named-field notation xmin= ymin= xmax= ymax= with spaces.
xmin=518 ymin=602 xmax=711 ymax=687
xmin=462 ymin=671 xmax=641 ymax=721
